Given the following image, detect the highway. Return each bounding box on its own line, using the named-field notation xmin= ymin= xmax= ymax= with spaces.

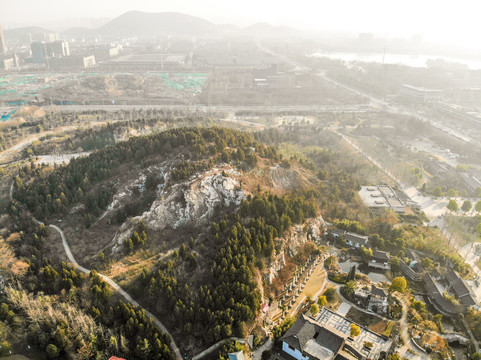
xmin=1 ymin=103 xmax=374 ymax=115
xmin=256 ymin=42 xmax=480 ymax=150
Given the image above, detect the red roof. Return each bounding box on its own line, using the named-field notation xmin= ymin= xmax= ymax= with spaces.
xmin=109 ymin=357 xmax=125 ymax=360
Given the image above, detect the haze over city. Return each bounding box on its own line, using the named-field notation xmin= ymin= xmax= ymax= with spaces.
xmin=2 ymin=0 xmax=481 ymax=50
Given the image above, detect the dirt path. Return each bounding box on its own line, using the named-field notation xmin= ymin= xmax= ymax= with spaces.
xmin=397 ymin=297 xmax=429 ymax=359
xmin=48 ymin=224 xmax=183 ymax=360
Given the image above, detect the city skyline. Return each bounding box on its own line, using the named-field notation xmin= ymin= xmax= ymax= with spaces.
xmin=1 ymin=0 xmax=481 ymax=50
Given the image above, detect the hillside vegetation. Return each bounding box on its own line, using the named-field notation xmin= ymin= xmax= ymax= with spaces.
xmin=2 ymin=125 xmax=372 ymax=357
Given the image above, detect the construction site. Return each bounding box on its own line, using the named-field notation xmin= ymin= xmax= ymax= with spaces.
xmin=0 ymin=71 xmax=209 ymax=108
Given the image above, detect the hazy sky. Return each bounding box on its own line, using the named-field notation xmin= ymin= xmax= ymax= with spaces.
xmin=1 ymin=0 xmax=479 ymax=47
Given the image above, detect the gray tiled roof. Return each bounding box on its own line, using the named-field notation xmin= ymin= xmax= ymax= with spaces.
xmin=281 ymin=315 xmax=345 ymax=355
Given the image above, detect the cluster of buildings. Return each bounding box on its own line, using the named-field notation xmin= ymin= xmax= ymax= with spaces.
xmin=329 ymin=224 xmax=481 ymax=319
xmin=29 ymin=41 xmax=125 ymax=70
xmin=281 ymin=308 xmax=393 ymax=360
xmin=327 ymin=229 xmax=391 ymax=271
xmin=398 ymin=249 xmax=478 ymax=316
xmin=0 ymin=24 xmax=126 ymax=71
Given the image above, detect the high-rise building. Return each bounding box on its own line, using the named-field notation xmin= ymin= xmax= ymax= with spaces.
xmin=46 ymin=41 xmax=70 ymax=57
xmin=31 ymin=42 xmax=48 ymax=63
xmin=0 ymin=25 xmax=7 ymax=54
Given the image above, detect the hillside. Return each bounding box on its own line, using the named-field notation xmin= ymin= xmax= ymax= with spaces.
xmin=96 ymin=11 xmax=217 ymax=38
xmin=5 ymin=121 xmax=451 ymax=358
xmin=5 ymin=126 xmax=327 ymax=354
xmin=5 ymin=11 xmax=302 ymax=41
xmin=4 ymin=26 xmax=53 ymax=41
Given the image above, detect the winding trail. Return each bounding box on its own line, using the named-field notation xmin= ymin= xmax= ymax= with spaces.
xmin=48 ymin=224 xmax=182 ymax=360
xmin=396 ymin=297 xmax=428 ymax=359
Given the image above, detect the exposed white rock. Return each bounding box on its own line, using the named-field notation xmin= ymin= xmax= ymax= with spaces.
xmin=142 ymin=169 xmax=245 ymax=230
xmin=99 ymin=166 xmax=165 ymax=221
xmin=266 ymin=252 xmax=286 ymax=285
xmin=270 ymin=166 xmax=300 ymax=190
xmin=264 ymin=215 xmax=326 ymax=284
xmin=110 ymin=167 xmax=244 ymax=254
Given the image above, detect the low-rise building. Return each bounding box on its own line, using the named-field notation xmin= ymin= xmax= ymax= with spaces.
xmin=1 ymin=56 xmax=16 ymax=70
xmin=400 ymin=84 xmax=443 ymax=103
xmin=358 ymin=186 xmax=405 ymax=213
xmin=444 ymin=268 xmax=477 ymax=307
xmin=282 ymin=308 xmax=394 ymax=360
xmin=329 ymin=228 xmax=347 ymax=238
xmin=423 ymin=274 xmax=466 ymax=317
xmin=460 ymin=173 xmax=481 ymax=194
xmin=353 ymin=286 xmax=389 ymax=315
xmin=367 ymin=286 xmax=389 ymax=315
xmin=326 ymin=229 xmax=368 ymax=249
xmin=344 ymin=232 xmax=369 ymax=249
xmin=399 ymin=260 xmax=424 ymax=282
xmin=368 ymin=250 xmax=390 ymax=271
xmin=453 ymin=87 xmax=481 ymax=106
xmin=99 ymin=53 xmax=186 ymax=71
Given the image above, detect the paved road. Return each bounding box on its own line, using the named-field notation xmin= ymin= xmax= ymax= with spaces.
xmin=48 ymin=224 xmax=183 ymax=360
xmin=252 ymin=338 xmax=273 ymax=360
xmin=258 ymin=43 xmax=479 ymax=151
xmin=316 ymin=71 xmax=479 ymax=148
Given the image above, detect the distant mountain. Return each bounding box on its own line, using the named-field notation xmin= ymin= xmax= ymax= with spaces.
xmin=216 ymin=24 xmax=241 ymax=34
xmin=96 ymin=11 xmax=217 ymax=38
xmin=5 ymin=12 xmax=303 ymax=41
xmin=4 ymin=26 xmax=54 ymax=42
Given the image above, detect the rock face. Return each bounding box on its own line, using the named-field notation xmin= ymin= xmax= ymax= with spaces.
xmin=266 ymin=252 xmax=286 ymax=285
xmin=264 ymin=215 xmax=326 ymax=284
xmin=110 ymin=167 xmax=244 ymax=254
xmin=143 ymin=170 xmax=245 ymax=230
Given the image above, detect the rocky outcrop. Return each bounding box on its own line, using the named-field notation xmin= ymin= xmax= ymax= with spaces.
xmin=142 ymin=170 xmax=244 ymax=230
xmin=265 ymin=252 xmax=286 ymax=285
xmin=110 ymin=167 xmax=244 ymax=253
xmin=264 ymin=215 xmax=325 ymax=284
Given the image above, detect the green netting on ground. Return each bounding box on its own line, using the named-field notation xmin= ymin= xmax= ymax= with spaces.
xmin=148 ymin=72 xmax=208 ymax=92
xmin=0 ymin=90 xmax=16 ymax=96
